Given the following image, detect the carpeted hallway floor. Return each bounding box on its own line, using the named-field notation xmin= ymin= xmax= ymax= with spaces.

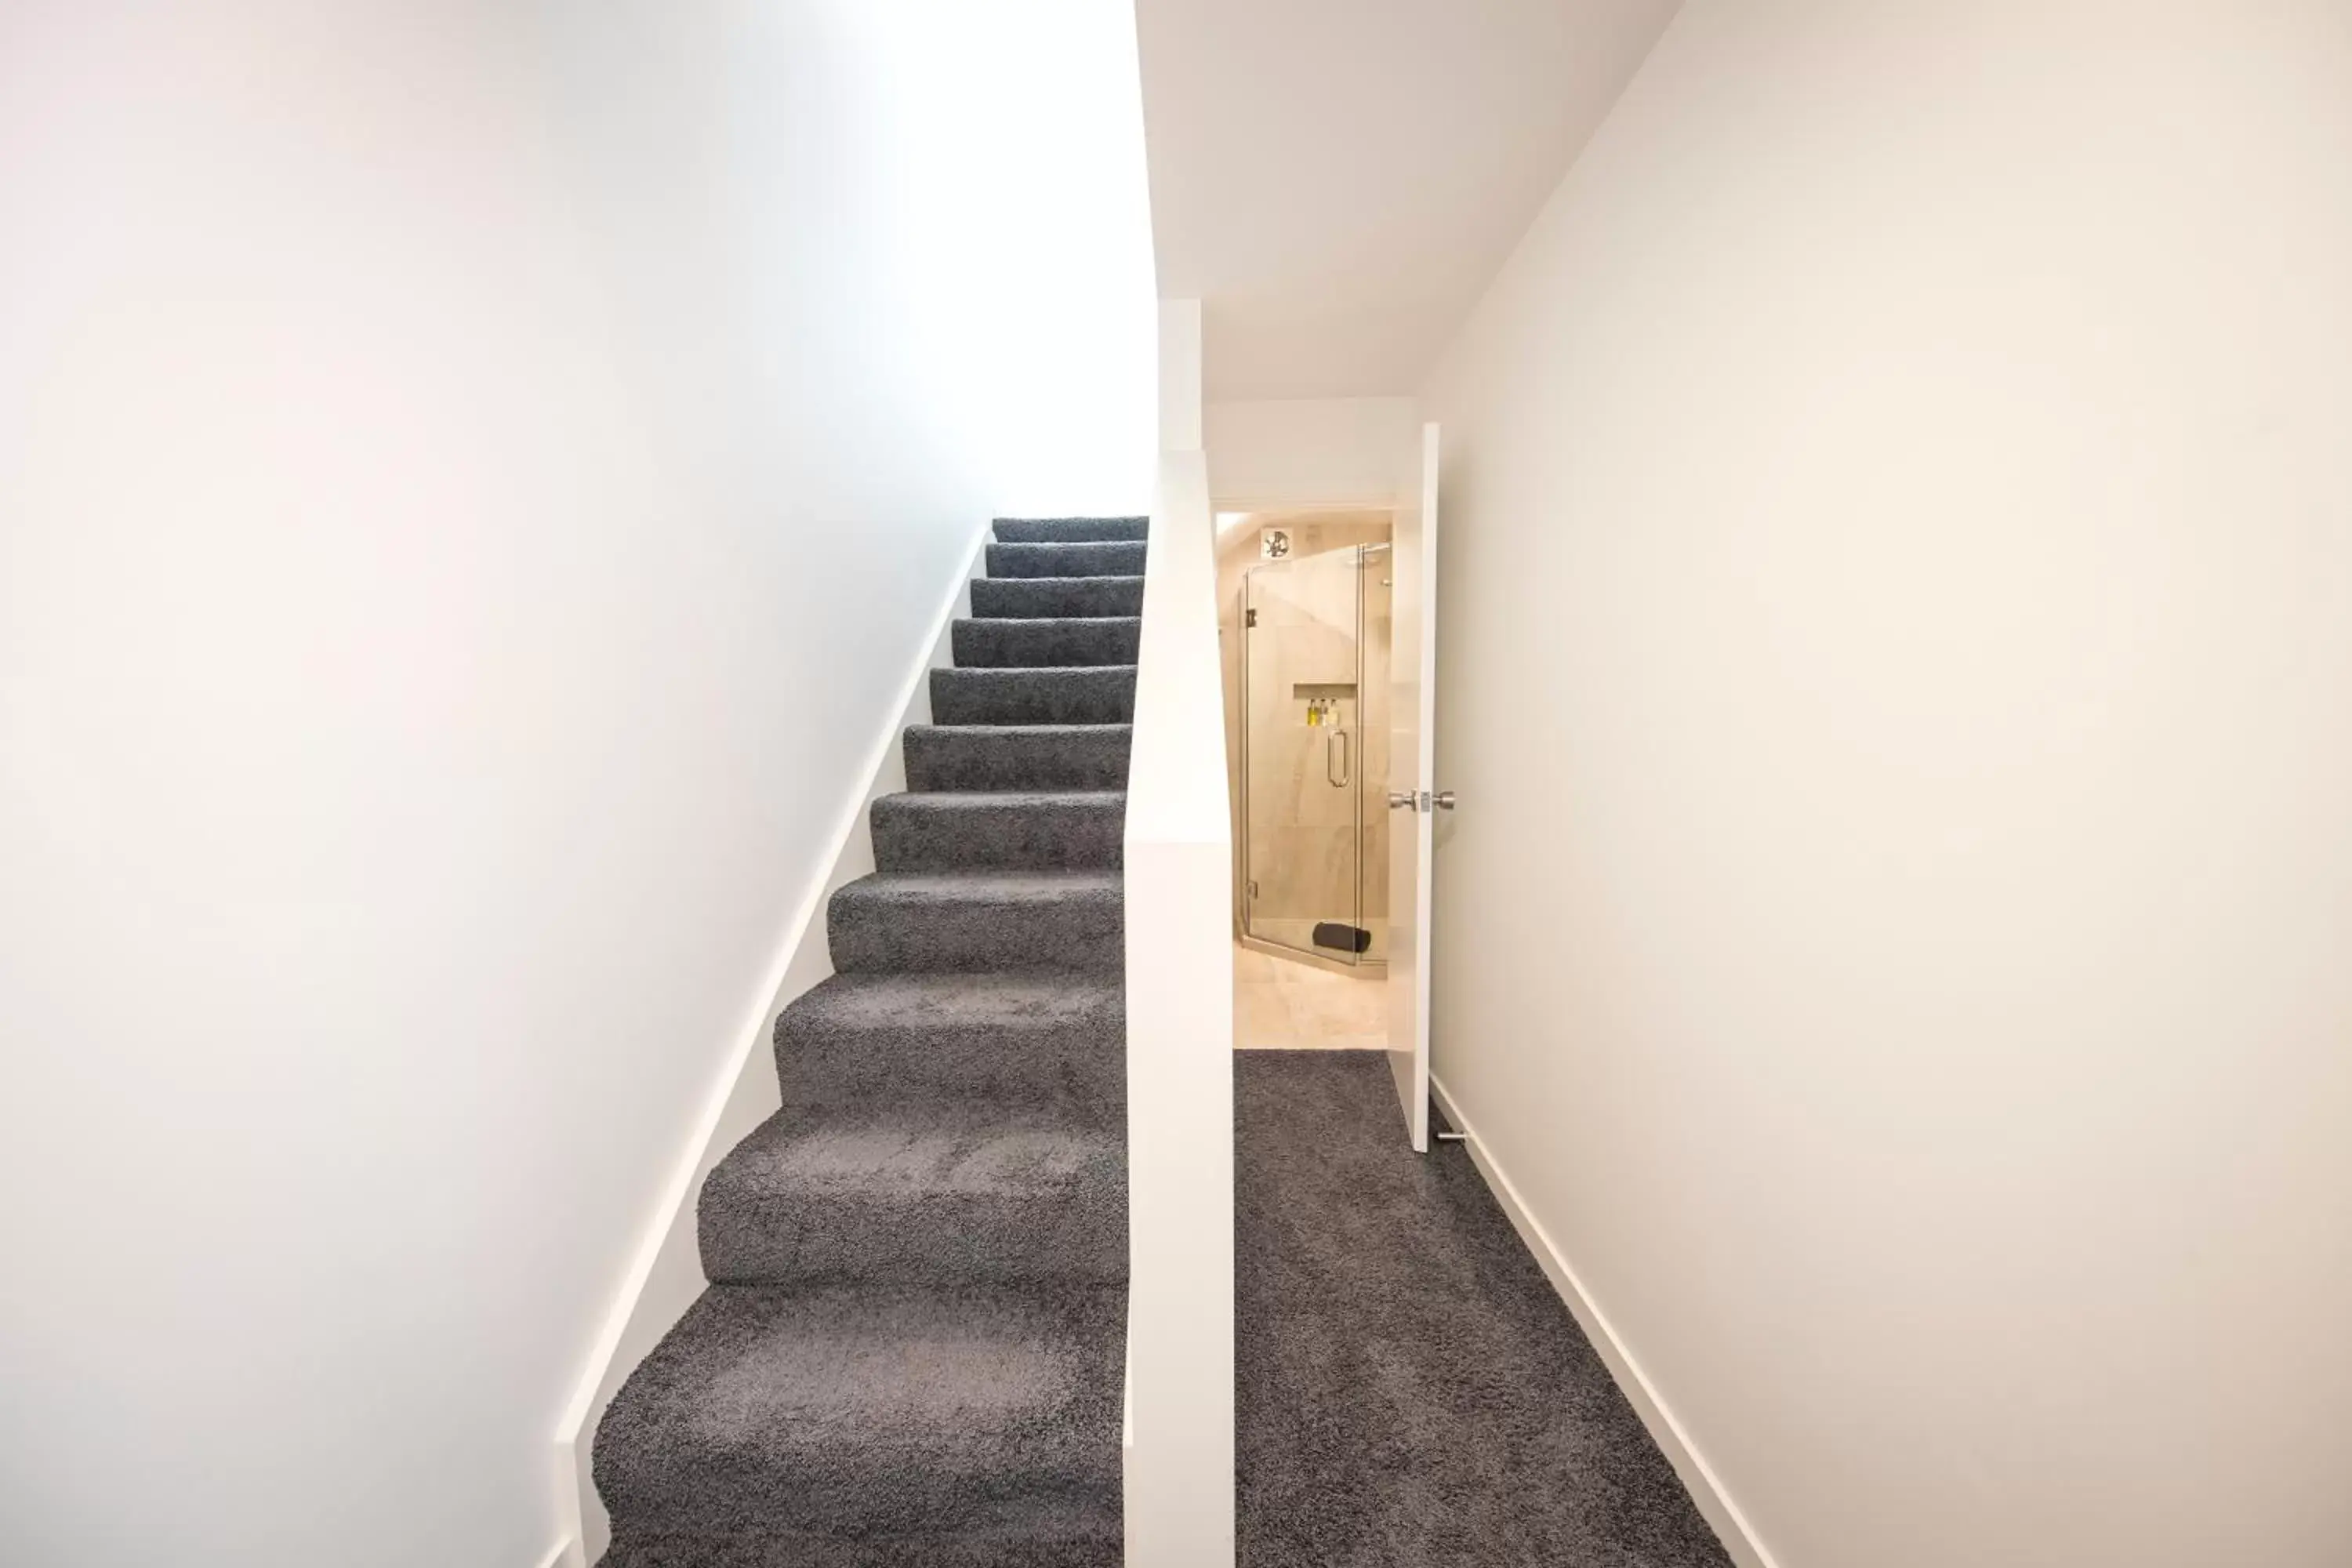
xmin=1238 ymin=1051 xmax=1734 ymax=1568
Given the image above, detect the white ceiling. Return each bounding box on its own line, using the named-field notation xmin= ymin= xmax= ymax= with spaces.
xmin=1135 ymin=0 xmax=1682 ymax=401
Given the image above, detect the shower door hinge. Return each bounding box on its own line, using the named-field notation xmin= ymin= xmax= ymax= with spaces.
xmin=1245 ymin=608 xmax=1258 ymax=627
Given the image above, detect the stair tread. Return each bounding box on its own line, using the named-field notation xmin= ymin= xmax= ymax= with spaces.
xmin=881 ymin=789 xmax=1125 ymax=808
xmin=594 ymin=1281 xmax=1123 ymax=1538
xmin=712 ymin=1103 xmax=1120 ymax=1196
xmin=603 ymin=1530 xmax=1117 ymax=1568
xmin=936 ymin=667 xmax=1138 ymax=681
xmin=974 ymin=575 xmax=1143 ymax=584
xmin=839 ymin=869 xmax=1122 ymax=899
xmin=771 ymin=971 xmax=1122 ymax=1125
xmin=699 ymin=1105 xmax=1124 ymax=1286
xmin=993 ymin=516 xmax=1148 ymax=544
xmin=898 ymin=728 xmax=1129 ymax=742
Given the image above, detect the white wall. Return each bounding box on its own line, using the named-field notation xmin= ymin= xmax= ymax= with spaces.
xmin=1204 ymin=397 xmax=1417 ymax=508
xmin=1123 ymin=448 xmax=1236 ymax=1568
xmin=0 ymin=4 xmax=1154 ymax=1566
xmin=1420 ymin=4 xmax=2352 ymax=1566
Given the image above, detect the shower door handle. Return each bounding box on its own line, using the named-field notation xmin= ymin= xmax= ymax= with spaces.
xmin=1327 ymin=728 xmax=1350 ymax=787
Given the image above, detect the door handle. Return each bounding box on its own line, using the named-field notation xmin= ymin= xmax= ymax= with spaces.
xmin=1431 ymin=789 xmax=1456 ymax=811
xmin=1327 ymin=728 xmax=1350 ymax=787
xmin=1388 ymin=791 xmax=1416 ymax=811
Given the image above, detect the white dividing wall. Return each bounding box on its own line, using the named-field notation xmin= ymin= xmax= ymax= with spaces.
xmin=1160 ymin=300 xmax=1205 ymax=451
xmin=1204 ymin=397 xmax=1419 ymax=508
xmin=0 ymin=4 xmax=1154 ymax=1566
xmin=1123 ymin=448 xmax=1236 ymax=1568
xmin=1123 ymin=303 xmax=1234 ymax=1567
xmin=1419 ymin=5 xmax=2352 ymax=1566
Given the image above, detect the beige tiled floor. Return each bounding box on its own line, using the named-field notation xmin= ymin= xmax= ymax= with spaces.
xmin=1233 ymin=941 xmax=1388 ymax=1051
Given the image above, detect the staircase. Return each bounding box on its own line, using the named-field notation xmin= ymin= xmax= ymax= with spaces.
xmin=593 ymin=517 xmax=1145 ymax=1567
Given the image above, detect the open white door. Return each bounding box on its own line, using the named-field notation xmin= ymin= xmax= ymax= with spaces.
xmin=1385 ymin=424 xmax=1440 ymax=1152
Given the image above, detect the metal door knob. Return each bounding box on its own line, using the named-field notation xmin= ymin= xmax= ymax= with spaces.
xmin=1388 ymin=791 xmax=1416 ymax=811
xmin=1432 ymin=790 xmax=1457 ymax=811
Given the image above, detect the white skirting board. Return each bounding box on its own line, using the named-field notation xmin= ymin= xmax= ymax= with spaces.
xmin=1426 ymin=1074 xmax=1781 ymax=1568
xmin=550 ymin=524 xmax=989 ymax=1564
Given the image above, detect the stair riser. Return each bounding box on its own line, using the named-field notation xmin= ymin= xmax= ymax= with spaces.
xmin=828 ymin=887 xmax=1123 ymax=975
xmin=985 ymin=542 xmax=1146 ymax=579
xmin=872 ymin=796 xmax=1124 ymax=873
xmin=931 ymin=668 xmax=1135 ymax=726
xmin=601 ymin=1451 xmax=1123 ymax=1543
xmin=903 ymin=726 xmax=1131 ymax=792
xmin=699 ymin=1149 xmax=1126 ymax=1286
xmin=777 ymin=1014 xmax=1122 ymax=1117
xmin=951 ymin=618 xmax=1140 ymax=668
xmin=993 ymin=517 xmax=1148 ymax=544
xmin=969 ymin=577 xmax=1144 ymax=619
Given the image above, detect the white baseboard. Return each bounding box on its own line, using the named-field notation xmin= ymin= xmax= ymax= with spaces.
xmin=1428 ymin=1074 xmax=1781 ymax=1568
xmin=550 ymin=523 xmax=990 ymax=1563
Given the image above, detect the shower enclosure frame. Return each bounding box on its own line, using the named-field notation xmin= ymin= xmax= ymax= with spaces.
xmin=1236 ymin=539 xmax=1390 ymax=975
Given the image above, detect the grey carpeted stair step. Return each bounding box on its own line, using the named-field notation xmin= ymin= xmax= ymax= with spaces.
xmin=931 ymin=666 xmax=1135 ymax=726
xmin=828 ymin=871 xmax=1122 ymax=975
xmin=969 ymin=576 xmax=1144 ymax=619
xmin=903 ymin=725 xmax=1131 ymax=793
xmin=602 ymin=1530 xmax=1118 ymax=1568
xmin=993 ymin=516 xmax=1148 ymax=544
xmin=593 ymin=1282 xmax=1123 ymax=1549
xmin=985 ymin=541 xmax=1146 ymax=579
xmin=775 ymin=971 xmax=1123 ymax=1117
xmin=873 ymin=791 xmax=1124 ymax=873
xmin=699 ymin=1105 xmax=1125 ymax=1286
xmin=952 ymin=616 xmax=1140 ymax=668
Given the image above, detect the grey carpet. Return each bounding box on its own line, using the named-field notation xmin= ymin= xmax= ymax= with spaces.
xmin=952 ymin=616 xmax=1139 ymax=668
xmin=992 ymin=516 xmax=1147 ymax=543
xmin=930 ymin=666 xmax=1137 ymax=726
xmin=1238 ymin=1052 xmax=1735 ymax=1568
xmin=969 ymin=576 xmax=1144 ymax=619
xmin=872 ymin=792 xmax=1126 ymax=873
xmin=985 ymin=540 xmax=1146 ymax=579
xmin=828 ymin=872 xmax=1123 ymax=975
xmin=595 ymin=517 xmax=1142 ymax=1567
xmin=902 ymin=725 xmax=1131 ymax=793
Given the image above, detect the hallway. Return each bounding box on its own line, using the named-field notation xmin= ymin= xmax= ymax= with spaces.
xmin=1236 ymin=1052 xmax=1730 ymax=1567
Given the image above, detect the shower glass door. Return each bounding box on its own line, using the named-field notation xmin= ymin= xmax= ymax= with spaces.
xmin=1240 ymin=543 xmax=1388 ymax=967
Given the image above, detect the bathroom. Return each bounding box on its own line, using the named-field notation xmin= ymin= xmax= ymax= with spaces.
xmin=1218 ymin=507 xmax=1394 ymax=1050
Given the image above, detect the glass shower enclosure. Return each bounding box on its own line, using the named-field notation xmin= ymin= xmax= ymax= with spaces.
xmin=1239 ymin=542 xmax=1391 ymax=968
